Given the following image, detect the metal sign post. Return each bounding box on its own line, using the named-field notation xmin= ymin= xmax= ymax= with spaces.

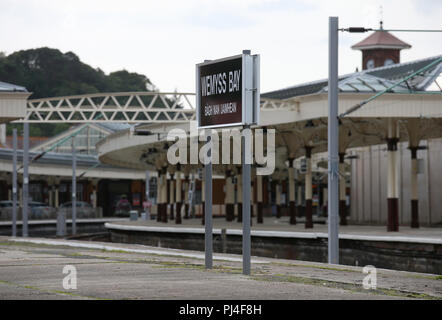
xmin=22 ymin=123 xmax=29 ymax=237
xmin=12 ymin=129 xmax=17 ymax=237
xmin=145 ymin=171 xmax=150 ymax=220
xmin=72 ymin=140 xmax=77 ymax=235
xmin=196 ymin=50 xmax=259 ymax=275
xmin=204 ymin=131 xmax=213 ymax=269
xmin=242 ymin=124 xmax=251 ymax=275
xmin=328 ymin=16 xmax=340 ymax=264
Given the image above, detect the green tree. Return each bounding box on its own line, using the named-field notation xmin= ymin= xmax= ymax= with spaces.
xmin=0 ymin=47 xmax=158 ymax=137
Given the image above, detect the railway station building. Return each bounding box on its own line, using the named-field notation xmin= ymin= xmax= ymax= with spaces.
xmin=1 ymin=29 xmax=441 ymax=231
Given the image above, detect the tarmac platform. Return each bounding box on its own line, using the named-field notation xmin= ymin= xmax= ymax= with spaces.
xmin=0 ymin=236 xmax=441 ymax=300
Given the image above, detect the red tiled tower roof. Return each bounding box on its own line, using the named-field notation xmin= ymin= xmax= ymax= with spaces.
xmin=351 ymin=31 xmax=411 ymax=50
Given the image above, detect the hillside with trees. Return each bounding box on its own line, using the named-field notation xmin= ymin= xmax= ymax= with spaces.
xmin=0 ymin=47 xmax=157 ymax=136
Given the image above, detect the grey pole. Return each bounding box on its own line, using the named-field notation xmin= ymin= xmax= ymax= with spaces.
xmin=242 ymin=125 xmax=251 ymax=275
xmin=188 ymin=171 xmax=197 ymax=219
xmin=328 ymin=16 xmax=340 ymax=264
xmin=204 ymin=130 xmax=213 ymax=269
xmin=145 ymin=171 xmax=150 ymax=220
xmin=12 ymin=129 xmax=17 ymax=237
xmin=72 ymin=140 xmax=77 ymax=235
xmin=22 ymin=123 xmax=29 ymax=237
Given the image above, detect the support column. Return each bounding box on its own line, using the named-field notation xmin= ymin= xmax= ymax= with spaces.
xmin=17 ymin=179 xmax=22 ymax=207
xmin=175 ymin=167 xmax=182 ymax=224
xmin=297 ymin=185 xmax=302 ymax=216
xmin=54 ymin=184 xmax=59 ymax=208
xmin=201 ymin=177 xmax=205 ymax=225
xmin=257 ymin=174 xmax=263 ymax=223
xmin=322 ymin=187 xmax=328 ymax=216
xmin=305 ymin=146 xmax=313 ymax=228
xmin=7 ymin=182 xmax=12 ymax=201
xmin=19 ymin=185 xmax=23 ymax=207
xmin=410 ymin=147 xmax=419 ymax=228
xmin=91 ymin=179 xmax=98 ymax=209
xmin=52 ymin=177 xmax=61 ymax=208
xmin=144 ymin=171 xmax=150 ymax=221
xmin=161 ymin=167 xmax=168 ymax=223
xmin=156 ymin=170 xmax=162 ymax=222
xmin=288 ymin=159 xmax=296 ymax=225
xmin=169 ymin=173 xmax=175 ymax=220
xmin=48 ymin=184 xmax=53 ymax=207
xmin=184 ymin=175 xmax=189 ymax=219
xmin=339 ymin=153 xmax=347 ymax=226
xmin=267 ymin=176 xmax=272 ymax=216
xmin=387 ymin=119 xmax=399 ymax=232
xmin=276 ymin=180 xmax=282 ymax=218
xmin=237 ymin=170 xmax=242 ymax=222
xmin=225 ymin=171 xmax=235 ymax=222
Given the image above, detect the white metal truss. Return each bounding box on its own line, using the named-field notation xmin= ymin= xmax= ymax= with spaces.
xmin=17 ymin=92 xmax=296 ymax=123
xmin=19 ymin=92 xmax=196 ymax=123
xmin=260 ymin=98 xmax=298 ymax=110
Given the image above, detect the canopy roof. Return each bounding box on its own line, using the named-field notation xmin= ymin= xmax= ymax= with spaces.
xmin=0 ymin=148 xmax=101 ymax=167
xmin=0 ymin=81 xmax=28 ymax=93
xmin=321 ymin=74 xmax=409 ymax=93
xmin=262 ymin=55 xmax=442 ymax=100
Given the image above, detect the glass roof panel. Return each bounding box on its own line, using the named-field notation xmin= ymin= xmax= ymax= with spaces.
xmin=324 ymin=74 xmax=410 ymax=93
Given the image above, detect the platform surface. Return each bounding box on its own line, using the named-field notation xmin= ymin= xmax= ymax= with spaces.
xmin=0 ymin=236 xmax=441 ymax=300
xmin=106 ymin=216 xmax=442 ymax=244
xmin=0 ymin=217 xmax=128 ymax=226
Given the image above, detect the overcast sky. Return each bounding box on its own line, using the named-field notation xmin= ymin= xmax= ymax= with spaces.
xmin=1 ymin=0 xmax=441 ymax=94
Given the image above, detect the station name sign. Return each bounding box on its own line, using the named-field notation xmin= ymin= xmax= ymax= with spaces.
xmin=196 ymin=52 xmax=260 ymax=129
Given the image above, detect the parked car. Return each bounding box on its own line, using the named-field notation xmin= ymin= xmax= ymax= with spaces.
xmin=29 ymin=201 xmax=54 ymax=219
xmin=0 ymin=201 xmax=14 ymax=220
xmin=0 ymin=200 xmax=14 ymax=208
xmin=59 ymin=201 xmax=95 ymax=218
xmin=60 ymin=201 xmax=92 ymax=208
xmin=0 ymin=200 xmax=55 ymax=220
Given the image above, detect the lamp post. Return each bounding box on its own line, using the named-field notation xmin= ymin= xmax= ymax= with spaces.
xmin=22 ymin=123 xmax=29 ymax=237
xmin=328 ymin=16 xmax=339 ymax=264
xmin=72 ymin=139 xmax=77 ymax=235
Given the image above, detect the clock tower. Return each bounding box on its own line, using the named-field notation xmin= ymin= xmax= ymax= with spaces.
xmin=351 ymin=21 xmax=411 ymax=70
